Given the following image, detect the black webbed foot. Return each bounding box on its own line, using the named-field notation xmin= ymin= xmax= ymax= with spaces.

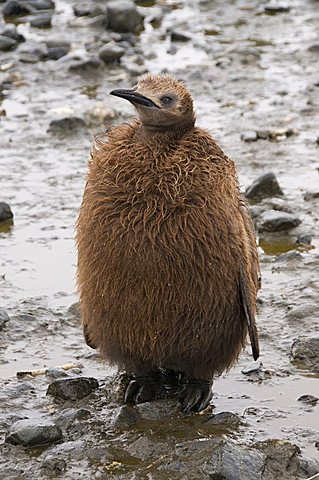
xmin=124 ymin=372 xmax=163 ymax=405
xmin=179 ymin=379 xmax=212 ymax=413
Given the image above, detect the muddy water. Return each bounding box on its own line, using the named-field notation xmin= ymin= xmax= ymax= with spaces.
xmin=1 ymin=0 xmax=319 ymax=476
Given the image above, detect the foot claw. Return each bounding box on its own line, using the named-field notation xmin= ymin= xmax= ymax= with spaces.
xmin=124 ymin=373 xmax=162 ymax=405
xmin=179 ymin=379 xmax=212 ymax=413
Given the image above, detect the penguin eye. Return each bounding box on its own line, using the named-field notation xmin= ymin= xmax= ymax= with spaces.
xmin=160 ymin=95 xmax=174 ymax=107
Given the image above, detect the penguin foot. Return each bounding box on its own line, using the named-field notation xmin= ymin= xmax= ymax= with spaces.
xmin=124 ymin=372 xmax=162 ymax=405
xmin=179 ymin=379 xmax=212 ymax=413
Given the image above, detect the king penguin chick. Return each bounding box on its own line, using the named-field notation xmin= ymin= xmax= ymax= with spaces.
xmin=76 ymin=74 xmax=260 ymax=413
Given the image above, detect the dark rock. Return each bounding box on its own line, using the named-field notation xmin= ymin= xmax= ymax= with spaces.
xmin=2 ymin=0 xmax=34 ymax=16
xmin=205 ymin=412 xmax=243 ymax=429
xmin=296 ymin=234 xmax=312 ymax=245
xmin=0 ymin=309 xmax=10 ymax=330
xmin=245 ymin=172 xmax=284 ymax=201
xmin=41 ymin=456 xmax=66 ymax=475
xmin=48 ymin=117 xmax=86 ymax=135
xmin=0 ymin=24 xmax=25 ymax=42
xmin=205 ymin=438 xmax=318 ymax=480
xmin=303 ymin=190 xmax=319 ymax=201
xmin=0 ymin=34 xmax=17 ymax=51
xmin=56 ymin=408 xmax=92 ymax=429
xmin=241 ymin=131 xmax=258 ymax=142
xmin=98 ymin=43 xmax=124 ymax=63
xmin=24 ymin=11 xmax=53 ymax=27
xmin=205 ymin=438 xmax=265 ymax=479
xmin=27 ymin=0 xmax=54 ymax=8
xmin=5 ymin=419 xmax=63 ymax=447
xmin=0 ymin=202 xmax=13 ymax=222
xmin=297 ymin=394 xmax=318 ymax=406
xmin=46 ymin=376 xmax=99 ymax=400
xmin=170 ymin=30 xmax=191 ymax=42
xmin=47 ymin=46 xmax=69 ymax=60
xmin=291 ymin=337 xmax=319 ymax=370
xmin=308 ymin=44 xmax=319 ymax=53
xmin=264 ymin=4 xmax=291 ymax=14
xmin=258 ymin=210 xmax=301 ymax=232
xmin=73 ymin=3 xmax=104 ymax=17
xmin=107 ymin=0 xmax=143 ymax=33
xmin=45 ymin=367 xmax=69 ymax=379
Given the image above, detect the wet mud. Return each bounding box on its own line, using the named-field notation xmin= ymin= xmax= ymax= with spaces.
xmin=1 ymin=0 xmax=319 ymax=478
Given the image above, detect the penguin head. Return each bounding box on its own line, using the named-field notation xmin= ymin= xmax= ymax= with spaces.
xmin=110 ymin=74 xmax=195 ymax=132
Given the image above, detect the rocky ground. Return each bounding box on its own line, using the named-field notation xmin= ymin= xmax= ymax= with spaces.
xmin=0 ymin=0 xmax=319 ymax=478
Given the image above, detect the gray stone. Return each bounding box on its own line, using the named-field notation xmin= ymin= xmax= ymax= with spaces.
xmin=98 ymin=43 xmax=124 ymax=63
xmin=5 ymin=419 xmax=63 ymax=447
xmin=45 ymin=367 xmax=69 ymax=379
xmin=107 ymin=0 xmax=143 ymax=33
xmin=2 ymin=0 xmax=34 ymax=16
xmin=41 ymin=456 xmax=66 ymax=475
xmin=18 ymin=41 xmax=48 ymax=61
xmin=73 ymin=3 xmax=104 ymax=17
xmin=297 ymin=394 xmax=318 ymax=405
xmin=241 ymin=130 xmax=258 ymax=142
xmin=0 ymin=309 xmax=10 ymax=330
xmin=27 ymin=0 xmax=54 ymax=9
xmin=0 ymin=24 xmax=25 ymax=42
xmin=24 ymin=11 xmax=53 ymax=27
xmin=245 ymin=172 xmax=284 ymax=201
xmin=46 ymin=37 xmax=70 ymax=49
xmin=0 ymin=34 xmax=17 ymax=51
xmin=291 ymin=337 xmax=319 ymax=369
xmin=296 ymin=233 xmax=312 ymax=245
xmin=112 ymin=405 xmax=141 ymax=429
xmin=0 ymin=202 xmax=13 ymax=222
xmin=48 ymin=117 xmax=86 ymax=135
xmin=258 ymin=210 xmax=301 ymax=232
xmin=68 ymin=56 xmax=102 ymax=72
xmin=46 ymin=376 xmax=99 ymax=400
xmin=56 ymin=408 xmax=92 ymax=428
xmin=286 ymin=304 xmax=318 ymax=322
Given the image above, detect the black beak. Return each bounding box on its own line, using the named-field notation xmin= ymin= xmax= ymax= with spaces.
xmin=110 ymin=89 xmax=159 ymax=108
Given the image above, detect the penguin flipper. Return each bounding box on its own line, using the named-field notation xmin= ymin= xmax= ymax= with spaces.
xmin=239 ymin=268 xmax=259 ymax=361
xmin=83 ymin=323 xmax=97 ymax=349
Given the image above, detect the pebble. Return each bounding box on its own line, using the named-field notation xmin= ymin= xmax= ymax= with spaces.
xmin=170 ymin=30 xmax=191 ymax=42
xmin=0 ymin=308 xmax=10 ymax=330
xmin=73 ymin=3 xmax=104 ymax=18
xmin=56 ymin=408 xmax=92 ymax=429
xmin=98 ymin=43 xmax=124 ymax=64
xmin=5 ymin=419 xmax=63 ymax=447
xmin=264 ymin=4 xmax=291 ymax=14
xmin=0 ymin=201 xmax=13 ymax=222
xmin=46 ymin=376 xmax=99 ymax=400
xmin=258 ymin=210 xmax=301 ymax=232
xmin=297 ymin=395 xmax=318 ymax=406
xmin=27 ymin=0 xmax=54 ymax=8
xmin=68 ymin=56 xmax=102 ymax=72
xmin=205 ymin=412 xmax=243 ymax=429
xmin=0 ymin=34 xmax=17 ymax=51
xmin=242 ymin=359 xmax=263 ymax=374
xmin=290 ymin=337 xmax=319 ymax=370
xmin=240 ymin=130 xmax=258 ymax=142
xmin=48 ymin=117 xmax=87 ymax=135
xmin=245 ymin=172 xmax=284 ymax=201
xmin=107 ymin=0 xmax=143 ymax=34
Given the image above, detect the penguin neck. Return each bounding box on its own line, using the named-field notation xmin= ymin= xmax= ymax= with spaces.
xmin=138 ymin=115 xmax=196 ymax=140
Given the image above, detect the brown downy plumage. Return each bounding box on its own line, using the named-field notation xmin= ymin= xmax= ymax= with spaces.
xmin=76 ymin=73 xmax=260 ymax=412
